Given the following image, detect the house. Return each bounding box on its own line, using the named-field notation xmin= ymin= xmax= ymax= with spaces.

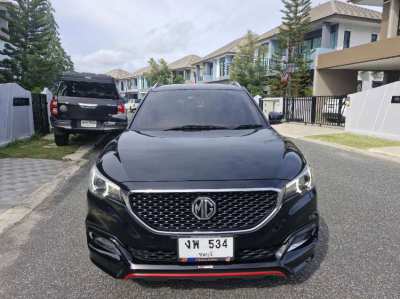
xmin=106 ymin=69 xmax=134 ymax=98
xmin=132 ymin=66 xmax=151 ymax=99
xmin=168 ymin=54 xmax=200 ymax=83
xmin=257 ymin=0 xmax=382 ymax=91
xmin=192 ymin=36 xmax=248 ymax=83
xmin=313 ymin=0 xmax=400 ymax=96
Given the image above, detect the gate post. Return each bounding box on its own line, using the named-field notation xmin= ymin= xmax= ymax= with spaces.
xmin=311 ymin=96 xmax=317 ymax=124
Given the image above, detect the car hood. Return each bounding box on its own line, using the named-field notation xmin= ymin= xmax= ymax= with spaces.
xmin=98 ymin=129 xmax=306 ymax=183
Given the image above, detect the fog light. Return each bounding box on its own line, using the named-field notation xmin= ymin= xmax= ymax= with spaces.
xmin=287 ymin=238 xmax=308 ymax=252
xmin=89 ymin=231 xmax=121 ymax=261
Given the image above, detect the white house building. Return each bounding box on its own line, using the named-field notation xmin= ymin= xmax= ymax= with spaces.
xmin=106 ymin=69 xmax=135 ymax=99
xmin=257 ymin=0 xmax=382 ymax=91
xmin=169 ymin=54 xmax=200 ymax=84
xmin=192 ymin=36 xmax=248 ymax=83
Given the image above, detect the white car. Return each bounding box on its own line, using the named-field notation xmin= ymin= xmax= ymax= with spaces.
xmin=125 ymin=99 xmax=137 ymax=113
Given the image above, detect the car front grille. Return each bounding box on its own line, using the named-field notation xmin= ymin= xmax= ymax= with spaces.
xmin=128 ymin=190 xmax=279 ymax=233
xmin=130 ymin=247 xmax=276 ymax=264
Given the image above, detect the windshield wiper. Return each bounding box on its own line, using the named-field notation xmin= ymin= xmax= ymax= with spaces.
xmin=165 ymin=125 xmax=229 ymax=131
xmin=233 ymin=124 xmax=264 ymax=130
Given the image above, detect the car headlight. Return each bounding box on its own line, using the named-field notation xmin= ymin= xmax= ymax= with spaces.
xmin=284 ymin=165 xmax=313 ymax=200
xmin=88 ymin=166 xmax=122 ymax=203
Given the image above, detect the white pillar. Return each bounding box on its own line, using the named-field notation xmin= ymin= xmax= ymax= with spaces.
xmin=388 ymin=0 xmax=400 ymax=38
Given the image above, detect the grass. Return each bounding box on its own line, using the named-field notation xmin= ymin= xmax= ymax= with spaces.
xmin=0 ymin=134 xmax=87 ymax=160
xmin=308 ymin=133 xmax=400 ymax=150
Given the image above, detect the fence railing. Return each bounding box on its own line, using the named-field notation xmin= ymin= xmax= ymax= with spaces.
xmin=283 ymin=96 xmax=347 ymax=127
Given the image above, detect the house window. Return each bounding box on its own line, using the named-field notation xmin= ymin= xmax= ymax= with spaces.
xmin=120 ymin=81 xmax=124 ymax=91
xmin=343 ymin=31 xmax=351 ymax=48
xmin=330 ymin=24 xmax=338 ymax=49
xmin=371 ymin=34 xmax=378 ymax=42
xmin=220 ymin=58 xmax=226 ymax=77
xmin=372 ymin=81 xmax=383 ymax=88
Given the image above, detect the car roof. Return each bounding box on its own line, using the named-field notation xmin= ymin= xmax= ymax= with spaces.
xmin=60 ymin=72 xmax=115 ymax=84
xmin=152 ymin=83 xmax=243 ymax=91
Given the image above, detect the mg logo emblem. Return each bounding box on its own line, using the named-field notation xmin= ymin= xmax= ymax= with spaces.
xmin=192 ymin=197 xmax=216 ymax=220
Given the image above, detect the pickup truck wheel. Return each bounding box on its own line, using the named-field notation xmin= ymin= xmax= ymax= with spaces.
xmin=54 ymin=133 xmax=69 ymax=146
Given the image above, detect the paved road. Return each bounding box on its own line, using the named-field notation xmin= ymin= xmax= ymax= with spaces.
xmin=1 ymin=139 xmax=400 ymax=298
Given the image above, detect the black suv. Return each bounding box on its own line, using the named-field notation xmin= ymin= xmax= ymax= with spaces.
xmin=86 ymin=84 xmax=318 ymax=280
xmin=50 ymin=72 xmax=127 ymax=146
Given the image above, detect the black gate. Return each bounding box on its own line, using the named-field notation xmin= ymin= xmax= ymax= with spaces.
xmin=283 ymin=96 xmax=347 ymax=127
xmin=31 ymin=93 xmax=50 ymax=135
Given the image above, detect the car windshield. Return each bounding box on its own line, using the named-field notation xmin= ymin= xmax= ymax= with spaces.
xmin=130 ymin=89 xmax=266 ymax=131
xmin=58 ymin=81 xmax=118 ymax=99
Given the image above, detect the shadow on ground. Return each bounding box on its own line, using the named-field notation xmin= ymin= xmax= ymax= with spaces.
xmin=134 ymin=216 xmax=329 ymax=290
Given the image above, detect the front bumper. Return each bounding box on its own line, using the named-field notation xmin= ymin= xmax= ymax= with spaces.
xmin=86 ymin=189 xmax=318 ymax=280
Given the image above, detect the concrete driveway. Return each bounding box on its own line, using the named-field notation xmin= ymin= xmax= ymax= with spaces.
xmin=272 ymin=123 xmax=344 ymax=138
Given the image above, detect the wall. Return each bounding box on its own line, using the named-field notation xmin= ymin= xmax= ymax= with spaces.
xmin=337 ymin=22 xmax=380 ymax=50
xmin=313 ymin=69 xmax=358 ymax=96
xmin=0 ymin=83 xmax=34 ymax=147
xmin=345 ymin=81 xmax=400 ymax=141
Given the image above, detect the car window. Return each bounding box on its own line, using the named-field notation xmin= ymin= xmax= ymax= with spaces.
xmin=58 ymin=81 xmax=118 ymax=99
xmin=130 ymin=89 xmax=266 ymax=131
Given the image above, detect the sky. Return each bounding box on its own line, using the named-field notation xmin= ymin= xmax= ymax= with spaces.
xmin=50 ymin=0 xmax=374 ymax=74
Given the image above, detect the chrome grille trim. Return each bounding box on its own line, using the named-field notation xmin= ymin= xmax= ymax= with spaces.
xmin=123 ymin=188 xmax=283 ymax=236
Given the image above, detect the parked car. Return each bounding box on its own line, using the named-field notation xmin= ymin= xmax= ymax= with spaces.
xmin=50 ymin=72 xmax=127 ymax=146
xmin=86 ymin=84 xmax=319 ymax=280
xmin=124 ymin=98 xmax=141 ymax=113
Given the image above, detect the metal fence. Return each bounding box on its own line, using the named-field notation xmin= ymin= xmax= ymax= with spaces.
xmin=31 ymin=93 xmax=50 ymax=135
xmin=283 ymin=96 xmax=347 ymax=127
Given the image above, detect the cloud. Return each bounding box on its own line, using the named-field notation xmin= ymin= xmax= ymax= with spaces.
xmin=51 ymin=0 xmax=379 ymax=74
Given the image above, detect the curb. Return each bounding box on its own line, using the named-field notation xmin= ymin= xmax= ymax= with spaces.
xmin=63 ymin=143 xmax=95 ymax=162
xmin=0 ymin=159 xmax=89 ymax=236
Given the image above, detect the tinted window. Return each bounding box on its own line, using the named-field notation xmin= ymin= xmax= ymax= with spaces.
xmin=58 ymin=81 xmax=118 ymax=99
xmin=130 ymin=89 xmax=266 ymax=131
xmin=343 ymin=31 xmax=351 ymax=48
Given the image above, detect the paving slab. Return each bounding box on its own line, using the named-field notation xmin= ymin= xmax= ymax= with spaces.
xmin=0 ymin=158 xmax=66 ymax=215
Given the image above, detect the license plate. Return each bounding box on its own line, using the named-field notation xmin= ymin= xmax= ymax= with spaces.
xmin=178 ymin=237 xmax=234 ymax=261
xmin=81 ymin=120 xmax=97 ymax=128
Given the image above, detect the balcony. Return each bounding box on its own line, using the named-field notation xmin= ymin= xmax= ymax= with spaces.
xmin=306 ymin=48 xmax=336 ymax=69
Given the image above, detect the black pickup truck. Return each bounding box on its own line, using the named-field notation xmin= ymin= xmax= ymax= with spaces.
xmin=50 ymin=72 xmax=128 ymax=146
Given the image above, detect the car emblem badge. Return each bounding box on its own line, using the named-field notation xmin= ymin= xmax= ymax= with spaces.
xmin=192 ymin=197 xmax=216 ymax=220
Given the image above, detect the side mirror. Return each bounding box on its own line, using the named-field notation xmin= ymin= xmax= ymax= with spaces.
xmin=268 ymin=112 xmax=283 ymax=124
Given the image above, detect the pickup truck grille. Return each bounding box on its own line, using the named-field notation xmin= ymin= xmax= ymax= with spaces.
xmin=128 ymin=190 xmax=279 ymax=233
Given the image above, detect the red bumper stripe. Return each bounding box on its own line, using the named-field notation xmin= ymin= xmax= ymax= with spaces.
xmin=124 ymin=270 xmax=287 ymax=279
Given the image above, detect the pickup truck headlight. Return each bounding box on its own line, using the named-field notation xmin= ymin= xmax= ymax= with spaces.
xmin=284 ymin=165 xmax=313 ymax=200
xmin=89 ymin=166 xmax=122 ymax=203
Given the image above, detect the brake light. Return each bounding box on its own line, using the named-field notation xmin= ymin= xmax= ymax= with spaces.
xmin=117 ymin=103 xmax=125 ymax=114
xmin=50 ymin=97 xmax=58 ymax=116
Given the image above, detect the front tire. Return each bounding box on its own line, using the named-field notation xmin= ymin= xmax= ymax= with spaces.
xmin=54 ymin=132 xmax=69 ymax=146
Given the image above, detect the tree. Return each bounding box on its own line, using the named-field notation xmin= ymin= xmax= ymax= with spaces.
xmin=267 ymin=0 xmax=312 ymax=97
xmin=145 ymin=58 xmax=172 ymax=85
xmin=172 ymin=73 xmax=184 ymax=84
xmin=0 ymin=0 xmax=73 ymax=90
xmin=229 ymin=31 xmax=267 ymax=96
